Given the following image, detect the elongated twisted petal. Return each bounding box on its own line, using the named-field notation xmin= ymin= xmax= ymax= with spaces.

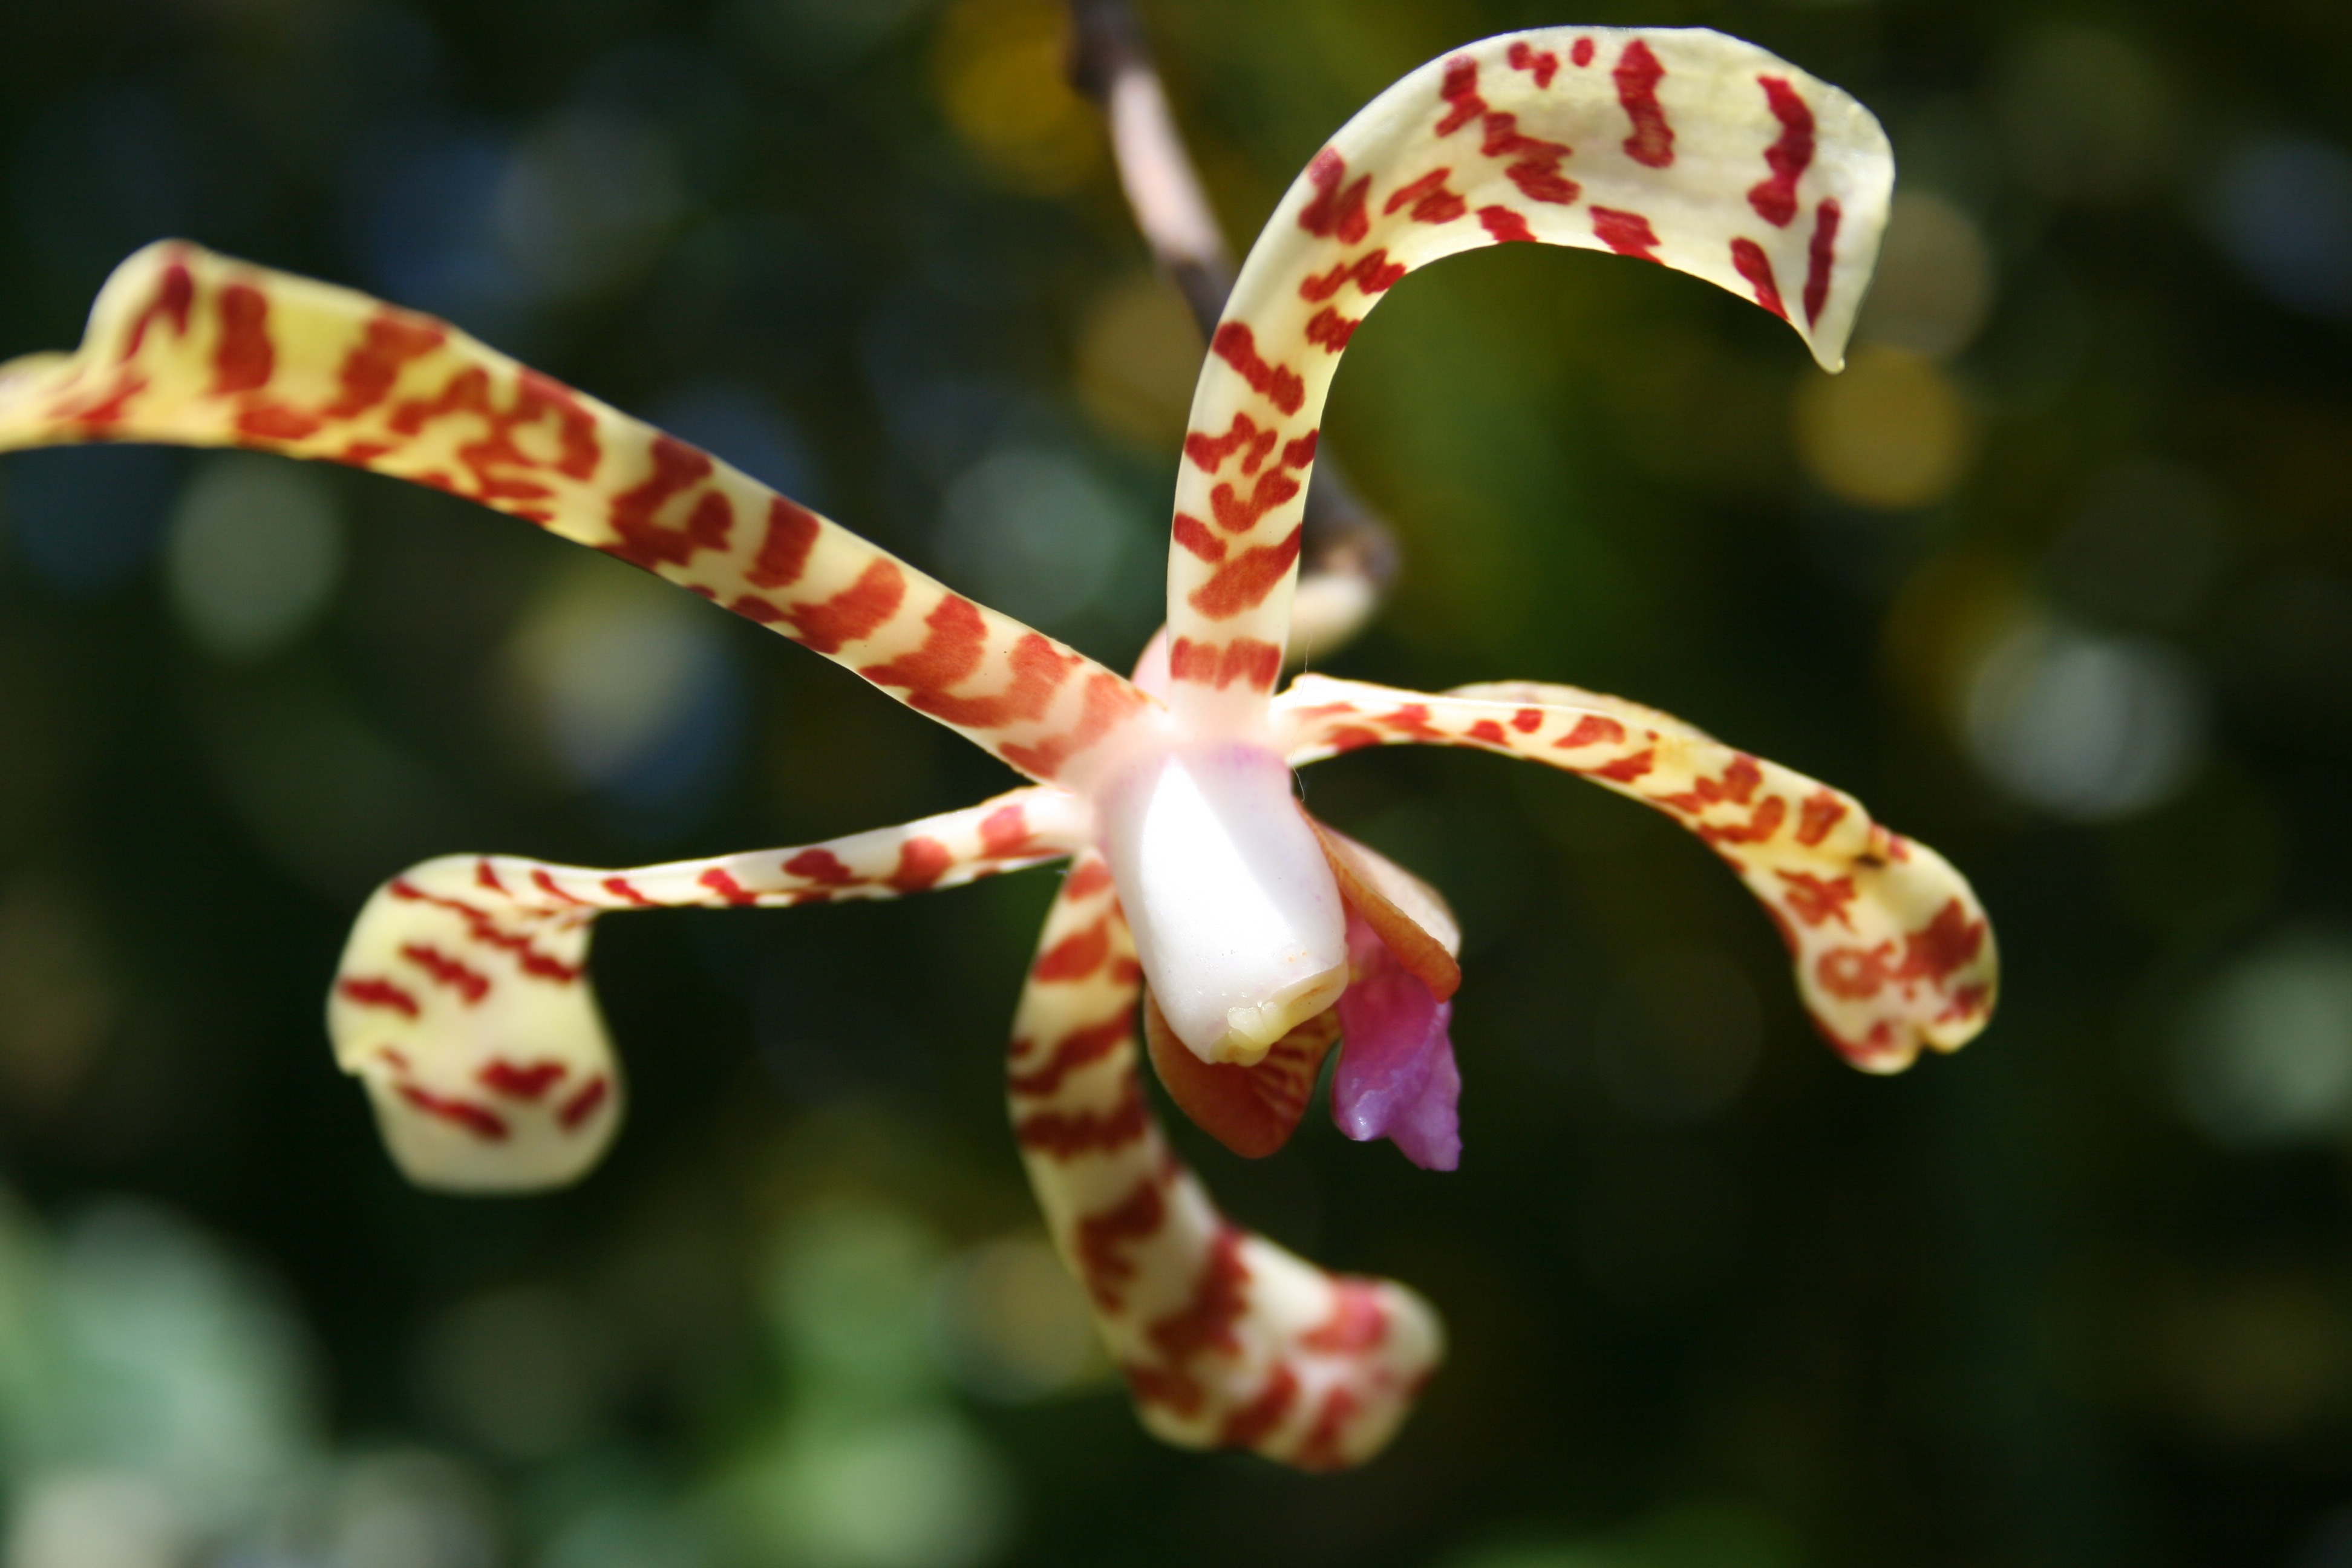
xmin=1164 ymin=27 xmax=1892 ymax=733
xmin=0 ymin=243 xmax=1158 ymax=790
xmin=1273 ymin=676 xmax=1996 ymax=1071
xmin=333 ymin=788 xmax=1087 ymax=1192
xmin=1010 ymin=852 xmax=1442 ymax=1469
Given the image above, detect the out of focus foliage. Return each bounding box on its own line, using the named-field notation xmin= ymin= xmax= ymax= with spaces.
xmin=0 ymin=0 xmax=2348 ymax=1564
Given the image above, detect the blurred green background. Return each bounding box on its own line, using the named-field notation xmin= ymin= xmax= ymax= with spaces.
xmin=0 ymin=0 xmax=2348 ymax=1563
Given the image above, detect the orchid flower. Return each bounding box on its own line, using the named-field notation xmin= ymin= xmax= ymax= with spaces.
xmin=0 ymin=27 xmax=1996 ymax=1470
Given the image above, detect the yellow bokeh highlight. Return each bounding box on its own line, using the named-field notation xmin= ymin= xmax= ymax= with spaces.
xmin=1792 ymin=345 xmax=1976 ymax=509
xmin=932 ymin=0 xmax=1103 ymax=193
xmin=1074 ymin=272 xmax=1203 ymax=448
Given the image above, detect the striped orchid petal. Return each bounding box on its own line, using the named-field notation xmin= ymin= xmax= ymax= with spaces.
xmin=1010 ymin=851 xmax=1442 ymax=1468
xmin=333 ymin=788 xmax=1086 ymax=1191
xmin=1163 ymin=27 xmax=1892 ymax=733
xmin=0 ymin=243 xmax=1160 ymax=790
xmin=1273 ymin=676 xmax=1995 ymax=1071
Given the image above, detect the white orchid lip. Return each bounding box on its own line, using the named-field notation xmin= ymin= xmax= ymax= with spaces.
xmin=1094 ymin=739 xmax=1347 ymax=1065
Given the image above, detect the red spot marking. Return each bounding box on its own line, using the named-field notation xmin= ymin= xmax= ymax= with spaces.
xmin=1292 ymin=1387 xmax=1364 ymax=1472
xmin=1555 ymin=713 xmax=1625 ymax=748
xmin=603 ymin=877 xmax=657 ymax=906
xmin=1299 ymin=249 xmax=1406 ymax=303
xmin=479 ymin=1058 xmax=567 ymax=1100
xmin=1613 ymin=39 xmax=1675 ymax=168
xmin=1123 ymin=1361 xmax=1204 ymax=1418
xmin=1304 ymin=307 xmax=1360 ymax=353
xmin=1659 ymin=754 xmax=1763 ymax=812
xmin=1895 ymin=900 xmax=1988 ymax=985
xmin=1033 ymin=916 xmax=1111 ymax=982
xmin=1282 ymin=432 xmax=1318 ymax=468
xmin=1074 ymin=1175 xmax=1167 ymax=1309
xmin=1435 ymin=57 xmax=1488 ymax=137
xmin=998 ymin=671 xmax=1151 ymax=780
xmin=1468 ymin=719 xmax=1509 ymax=745
xmin=1008 ymin=1012 xmax=1132 ymax=1097
xmin=1328 ymin=725 xmax=1382 ymax=752
xmin=746 ymin=497 xmax=822 ymax=589
xmin=1571 ymin=36 xmax=1595 ymax=67
xmin=396 ymin=1085 xmax=508 ymax=1141
xmin=387 ymin=364 xmax=601 ymax=505
xmin=1796 ymin=789 xmax=1848 ymax=846
xmin=531 ymin=869 xmax=592 ymax=905
xmin=785 ymin=559 xmax=905 ymax=653
xmin=1221 ymin=638 xmax=1283 ymax=691
xmin=1298 ymin=148 xmax=1371 ymax=246
xmin=1220 ymin=1363 xmax=1301 ymax=1449
xmin=1211 ymin=324 xmax=1305 ymax=416
xmin=1383 ymin=169 xmax=1467 ymax=226
xmin=1184 ymin=413 xmax=1277 ymax=475
xmin=338 ymin=441 xmax=393 ymax=465
xmin=400 ymin=943 xmax=490 ymax=1003
xmin=1064 ymin=861 xmax=1114 ymax=899
xmin=1589 ymin=748 xmax=1656 ymax=783
xmin=322 ymin=312 xmax=445 ymax=419
xmin=1747 ymin=77 xmax=1817 ymax=228
xmin=785 ymin=848 xmax=857 ymax=886
xmin=338 ymin=976 xmax=419 ymax=1018
xmin=1479 ymin=206 xmax=1536 ymax=244
xmin=1172 ymin=513 xmax=1227 ymax=563
xmin=479 ymin=858 xmax=510 ymax=893
xmin=1511 ymin=707 xmax=1543 ymax=733
xmin=606 ymin=436 xmax=731 ymax=570
xmin=1148 ymin=1227 xmax=1250 ymax=1360
xmin=387 ymin=882 xmax=583 ymax=984
xmin=1939 ymin=982 xmax=1991 ymax=1024
xmin=1804 ymin=197 xmax=1842 ymax=328
xmin=1187 ymin=526 xmax=1304 ymax=619
xmin=235 ymin=404 xmax=323 ymax=440
xmin=887 ymin=837 xmax=953 ymax=893
xmin=1697 ymin=794 xmax=1787 ymax=847
xmin=980 ymin=805 xmax=1034 ymax=858
xmin=1817 ymin=943 xmax=1892 ymax=1000
xmin=211 ymin=283 xmax=274 ymax=394
xmin=699 ymin=867 xmax=760 ymax=906
xmin=1210 ymin=468 xmax=1301 ymax=534
xmin=1481 ymin=113 xmax=1579 ymax=205
xmin=860 ymin=599 xmax=1081 ymax=730
xmin=1590 ymin=207 xmax=1661 ymax=261
xmin=1730 ymin=238 xmax=1788 ymax=319
xmin=1507 ymin=39 xmax=1560 ymax=88
xmin=1380 ymin=704 xmax=1445 ymax=740
xmin=1301 ymin=1278 xmax=1389 ymax=1353
xmin=1014 ymin=1073 xmax=1149 ymax=1158
xmin=558 ymin=1075 xmax=610 ymax=1129
xmin=379 ymin=1048 xmax=411 ymax=1071
xmin=122 ymin=260 xmax=194 ymax=360
xmin=1114 ymin=957 xmax=1145 ymax=983
xmin=1775 ymin=871 xmax=1857 ymax=930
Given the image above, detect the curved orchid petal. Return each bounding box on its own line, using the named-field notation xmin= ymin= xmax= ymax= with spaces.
xmin=1333 ymin=909 xmax=1462 ymax=1171
xmin=1164 ymin=27 xmax=1892 ymax=733
xmin=0 ymin=243 xmax=1159 ymax=790
xmin=332 ymin=788 xmax=1086 ymax=1191
xmin=1010 ymin=851 xmax=1442 ymax=1469
xmin=1274 ymin=676 xmax=1996 ymax=1073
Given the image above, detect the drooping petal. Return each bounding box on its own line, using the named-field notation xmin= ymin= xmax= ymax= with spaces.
xmin=1141 ymin=991 xmax=1338 ymax=1159
xmin=0 ymin=243 xmax=1158 ymax=790
xmin=332 ymin=787 xmax=1086 ymax=1191
xmin=1331 ymin=909 xmax=1462 ymax=1172
xmin=1310 ymin=818 xmax=1462 ymax=1000
xmin=1010 ymin=851 xmax=1442 ymax=1469
xmin=1274 ymin=676 xmax=1996 ymax=1073
xmin=1163 ymin=28 xmax=1892 ymax=734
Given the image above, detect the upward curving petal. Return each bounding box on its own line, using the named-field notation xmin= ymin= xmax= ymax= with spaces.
xmin=1163 ymin=28 xmax=1892 ymax=734
xmin=1273 ymin=676 xmax=1996 ymax=1073
xmin=0 ymin=243 xmax=1160 ymax=790
xmin=332 ymin=787 xmax=1086 ymax=1192
xmin=1010 ymin=850 xmax=1442 ymax=1469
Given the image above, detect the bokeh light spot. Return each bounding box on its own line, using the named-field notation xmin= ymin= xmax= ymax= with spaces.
xmin=1792 ymin=345 xmax=1975 ymax=509
xmin=165 ymin=454 xmax=347 ymax=662
xmin=2172 ymin=930 xmax=2352 ymax=1151
xmin=1964 ymin=618 xmax=2206 ymax=820
xmin=1852 ymin=190 xmax=1996 ymax=359
xmin=930 ymin=1234 xmax=1104 ymax=1402
xmin=1074 ymin=273 xmax=1203 ymax=449
xmin=932 ymin=0 xmax=1103 ymax=193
